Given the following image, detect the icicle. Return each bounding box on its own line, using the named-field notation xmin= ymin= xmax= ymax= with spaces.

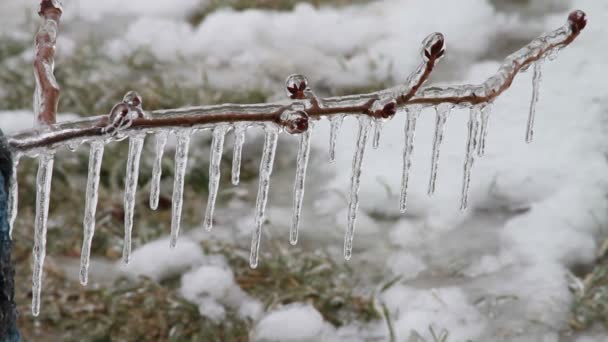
xmin=460 ymin=106 xmax=482 ymax=210
xmin=79 ymin=142 xmax=105 ymax=286
xmin=122 ymin=134 xmax=145 ymax=264
xmin=170 ymin=130 xmax=192 ymax=248
xmin=7 ymin=155 xmax=20 ymax=238
xmin=328 ymin=115 xmax=344 ymax=162
xmin=428 ymin=104 xmax=453 ymax=196
xmin=150 ymin=132 xmax=168 ymax=210
xmin=249 ymin=125 xmax=279 ymax=268
xmin=526 ymin=61 xmax=543 ymax=143
xmin=32 ymin=153 xmax=54 ymax=316
xmin=203 ymin=126 xmax=228 ymax=231
xmin=372 ymin=119 xmax=384 ymax=149
xmin=477 ymin=103 xmax=493 ymax=157
xmin=343 ymin=117 xmax=372 ymax=261
xmin=290 ymin=126 xmax=313 ymax=245
xmin=399 ymin=106 xmax=422 ymax=213
xmin=231 ymin=125 xmax=246 ymax=186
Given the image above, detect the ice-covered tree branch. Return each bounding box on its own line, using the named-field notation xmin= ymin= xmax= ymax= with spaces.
xmin=6 ymin=10 xmax=586 ymax=153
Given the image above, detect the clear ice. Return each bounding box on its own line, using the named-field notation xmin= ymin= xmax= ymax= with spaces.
xmin=478 ymin=103 xmax=493 ymax=157
xmin=461 ymin=106 xmax=481 ymax=210
xmin=170 ymin=130 xmax=192 ymax=248
xmin=328 ymin=115 xmax=344 ymax=162
xmin=343 ymin=117 xmax=372 ymax=260
xmin=203 ymin=126 xmax=228 ymax=231
xmin=399 ymin=106 xmax=422 ymax=212
xmin=290 ymin=125 xmax=313 ymax=245
xmin=150 ymin=132 xmax=168 ymax=210
xmin=122 ymin=134 xmax=145 ymax=263
xmin=8 ymin=155 xmax=20 ymax=238
xmin=428 ymin=104 xmax=453 ymax=196
xmin=231 ymin=125 xmax=246 ymax=186
xmin=526 ymin=62 xmax=543 ymax=143
xmin=249 ymin=125 xmax=279 ymax=268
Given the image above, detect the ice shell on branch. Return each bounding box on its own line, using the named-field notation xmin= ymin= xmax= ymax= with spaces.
xmin=285 ymin=74 xmax=310 ymax=100
xmin=421 ymin=32 xmax=445 ymax=61
xmin=123 ymin=90 xmax=143 ymax=109
xmin=279 ymin=110 xmax=309 ymax=134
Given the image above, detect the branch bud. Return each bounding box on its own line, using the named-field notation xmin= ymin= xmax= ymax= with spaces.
xmin=422 ymin=33 xmax=445 ymax=61
xmin=279 ymin=110 xmax=309 ymax=134
xmin=568 ymin=10 xmax=587 ymax=35
xmin=285 ymin=74 xmax=311 ymax=100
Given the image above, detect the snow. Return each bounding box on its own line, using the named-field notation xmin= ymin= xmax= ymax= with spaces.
xmin=254 ymin=304 xmax=325 ymax=342
xmin=118 ymin=237 xmax=204 ymax=282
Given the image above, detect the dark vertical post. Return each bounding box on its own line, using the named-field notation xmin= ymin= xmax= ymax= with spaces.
xmin=0 ymin=130 xmax=18 ymax=341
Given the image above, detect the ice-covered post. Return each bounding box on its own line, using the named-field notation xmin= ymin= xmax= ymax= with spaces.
xmin=0 ymin=129 xmax=19 ymax=341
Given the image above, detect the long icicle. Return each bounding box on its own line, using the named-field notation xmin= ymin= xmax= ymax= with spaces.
xmin=203 ymin=126 xmax=227 ymax=231
xmin=328 ymin=115 xmax=344 ymax=162
xmin=460 ymin=106 xmax=481 ymax=210
xmin=79 ymin=142 xmax=105 ymax=285
xmin=477 ymin=103 xmax=493 ymax=157
xmin=231 ymin=125 xmax=246 ymax=186
xmin=372 ymin=119 xmax=384 ymax=149
xmin=170 ymin=130 xmax=192 ymax=248
xmin=7 ymin=154 xmax=20 ymax=238
xmin=249 ymin=125 xmax=279 ymax=268
xmin=344 ymin=117 xmax=372 ymax=261
xmin=122 ymin=134 xmax=145 ymax=264
xmin=290 ymin=126 xmax=313 ymax=245
xmin=150 ymin=132 xmax=168 ymax=210
xmin=526 ymin=62 xmax=543 ymax=143
xmin=428 ymin=104 xmax=452 ymax=196
xmin=32 ymin=153 xmax=54 ymax=316
xmin=399 ymin=106 xmax=422 ymax=213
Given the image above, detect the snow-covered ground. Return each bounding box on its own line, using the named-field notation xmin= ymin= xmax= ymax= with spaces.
xmin=2 ymin=0 xmax=608 ymax=341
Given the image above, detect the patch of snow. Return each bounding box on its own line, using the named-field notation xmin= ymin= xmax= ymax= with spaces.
xmin=254 ymin=303 xmax=325 ymax=342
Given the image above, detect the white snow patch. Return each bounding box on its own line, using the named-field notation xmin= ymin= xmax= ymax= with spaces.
xmin=254 ymin=303 xmax=325 ymax=342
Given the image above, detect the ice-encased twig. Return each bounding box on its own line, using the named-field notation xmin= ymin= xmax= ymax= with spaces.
xmin=460 ymin=106 xmax=481 ymax=210
xmin=170 ymin=130 xmax=192 ymax=248
xmin=203 ymin=126 xmax=228 ymax=231
xmin=231 ymin=124 xmax=246 ymax=185
xmin=79 ymin=141 xmax=104 ymax=285
xmin=428 ymin=104 xmax=452 ymax=196
xmin=150 ymin=131 xmax=168 ymax=210
xmin=7 ymin=155 xmax=20 ymax=238
xmin=290 ymin=126 xmax=313 ymax=245
xmin=32 ymin=152 xmax=54 ymax=316
xmin=250 ymin=125 xmax=279 ymax=268
xmin=526 ymin=62 xmax=543 ymax=143
xmin=344 ymin=117 xmax=372 ymax=260
xmin=399 ymin=106 xmax=422 ymax=213
xmin=122 ymin=134 xmax=145 ymax=264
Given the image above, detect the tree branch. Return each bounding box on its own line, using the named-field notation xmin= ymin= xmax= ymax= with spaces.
xmin=7 ymin=10 xmax=586 ymax=154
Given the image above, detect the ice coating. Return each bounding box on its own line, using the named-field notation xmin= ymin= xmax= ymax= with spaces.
xmin=150 ymin=132 xmax=168 ymax=210
xmin=279 ymin=110 xmax=309 ymax=135
xmin=328 ymin=115 xmax=344 ymax=162
xmin=203 ymin=126 xmax=228 ymax=231
xmin=526 ymin=62 xmax=543 ymax=143
xmin=290 ymin=125 xmax=313 ymax=245
xmin=461 ymin=106 xmax=481 ymax=210
xmin=7 ymin=155 xmax=20 ymax=238
xmin=32 ymin=153 xmax=55 ymax=316
xmin=285 ymin=74 xmax=310 ymax=100
xmin=122 ymin=134 xmax=145 ymax=264
xmin=79 ymin=142 xmax=105 ymax=285
xmin=231 ymin=125 xmax=246 ymax=186
xmin=399 ymin=106 xmax=422 ymax=213
xmin=478 ymin=103 xmax=493 ymax=157
xmin=250 ymin=125 xmax=279 ymax=268
xmin=170 ymin=130 xmax=192 ymax=248
xmin=428 ymin=104 xmax=453 ymax=196
xmin=343 ymin=117 xmax=372 ymax=260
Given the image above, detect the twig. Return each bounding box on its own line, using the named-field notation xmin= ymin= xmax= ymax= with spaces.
xmin=7 ymin=10 xmax=586 ymax=154
xmin=33 ymin=0 xmax=63 ymax=126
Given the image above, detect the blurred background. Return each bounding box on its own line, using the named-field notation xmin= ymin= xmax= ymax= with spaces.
xmin=1 ymin=0 xmax=607 ymax=341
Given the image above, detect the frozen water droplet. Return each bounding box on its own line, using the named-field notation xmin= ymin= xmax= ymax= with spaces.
xmin=399 ymin=106 xmax=422 ymax=213
xmin=290 ymin=124 xmax=313 ymax=245
xmin=79 ymin=142 xmax=105 ymax=285
xmin=250 ymin=125 xmax=279 ymax=268
xmin=280 ymin=110 xmax=310 ymax=134
xmin=328 ymin=115 xmax=344 ymax=162
xmin=344 ymin=116 xmax=372 ymax=260
xmin=285 ymin=74 xmax=310 ymax=100
xmin=461 ymin=106 xmax=481 ymax=210
xmin=526 ymin=62 xmax=543 ymax=143
xmin=150 ymin=132 xmax=168 ymax=210
xmin=8 ymin=155 xmax=20 ymax=238
xmin=203 ymin=126 xmax=228 ymax=231
xmin=32 ymin=153 xmax=55 ymax=316
xmin=477 ymin=103 xmax=493 ymax=157
xmin=428 ymin=104 xmax=453 ymax=196
xmin=122 ymin=134 xmax=145 ymax=264
xmin=232 ymin=125 xmax=246 ymax=186
xmin=170 ymin=130 xmax=192 ymax=248
xmin=421 ymin=32 xmax=446 ymax=62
